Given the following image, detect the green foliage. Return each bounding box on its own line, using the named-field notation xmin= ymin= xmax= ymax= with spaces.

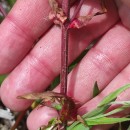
xmin=6 ymin=0 xmax=16 ymax=7
xmin=0 ymin=75 xmax=6 ymax=85
xmin=39 ymin=118 xmax=62 ymax=130
xmin=98 ymin=84 xmax=130 ymax=107
xmin=68 ymin=84 xmax=130 ymax=130
xmin=127 ymin=125 xmax=130 ymax=130
xmin=85 ymin=117 xmax=130 ymax=126
xmin=49 ymin=75 xmax=60 ymax=90
xmin=92 ymin=81 xmax=100 ymax=97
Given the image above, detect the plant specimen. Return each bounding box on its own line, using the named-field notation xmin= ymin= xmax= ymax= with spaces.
xmin=4 ymin=0 xmax=130 ymax=130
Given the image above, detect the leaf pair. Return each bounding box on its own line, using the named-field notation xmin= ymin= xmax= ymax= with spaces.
xmin=18 ymin=91 xmax=77 ymax=129
xmin=49 ymin=0 xmax=67 ymax=25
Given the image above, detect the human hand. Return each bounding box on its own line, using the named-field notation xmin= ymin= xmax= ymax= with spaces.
xmin=0 ymin=0 xmax=130 ymax=130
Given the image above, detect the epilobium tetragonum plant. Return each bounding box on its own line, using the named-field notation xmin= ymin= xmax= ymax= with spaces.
xmin=18 ymin=0 xmax=130 ymax=130
xmin=0 ymin=0 xmax=130 ymax=130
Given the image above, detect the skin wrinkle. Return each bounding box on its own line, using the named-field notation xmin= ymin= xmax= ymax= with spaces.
xmin=0 ymin=0 xmax=123 ymax=129
xmin=0 ymin=0 xmax=53 ymax=74
xmin=79 ymin=63 xmax=130 ymax=130
xmin=1 ymin=0 xmax=118 ymax=110
xmin=31 ymin=26 xmax=61 ymax=74
xmin=24 ymin=1 xmax=130 ymax=130
xmin=0 ymin=0 xmax=118 ymax=74
xmin=27 ymin=21 xmax=128 ymax=128
xmin=0 ymin=20 xmax=35 ymax=73
xmin=28 ymin=53 xmax=56 ymax=82
xmin=89 ymin=48 xmax=121 ymax=75
xmin=6 ymin=16 xmax=35 ymax=42
xmin=115 ymin=0 xmax=130 ymax=29
xmin=67 ymin=23 xmax=130 ymax=104
xmin=9 ymin=0 xmax=52 ymax=38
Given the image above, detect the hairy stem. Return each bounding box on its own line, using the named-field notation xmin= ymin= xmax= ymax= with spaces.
xmin=60 ymin=0 xmax=70 ymax=94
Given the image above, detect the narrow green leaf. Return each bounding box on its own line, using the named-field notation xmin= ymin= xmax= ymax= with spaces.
xmin=109 ymin=101 xmax=130 ymax=107
xmin=67 ymin=121 xmax=80 ymax=130
xmin=86 ymin=117 xmax=130 ymax=125
xmin=98 ymin=84 xmax=130 ymax=107
xmin=87 ymin=106 xmax=127 ymax=120
xmin=92 ymin=81 xmax=100 ymax=97
xmin=68 ymin=84 xmax=130 ymax=130
xmin=67 ymin=123 xmax=90 ymax=130
xmin=127 ymin=125 xmax=130 ymax=130
xmin=83 ymin=105 xmax=109 ymax=118
xmin=49 ymin=75 xmax=60 ymax=90
xmin=68 ymin=106 xmax=109 ymax=130
xmin=0 ymin=75 xmax=7 ymax=85
xmin=7 ymin=0 xmax=16 ymax=7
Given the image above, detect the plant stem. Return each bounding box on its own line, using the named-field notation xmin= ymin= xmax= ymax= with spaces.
xmin=11 ymin=110 xmax=27 ymax=130
xmin=0 ymin=4 xmax=7 ymax=17
xmin=60 ymin=0 xmax=70 ymax=94
xmin=71 ymin=0 xmax=85 ymax=22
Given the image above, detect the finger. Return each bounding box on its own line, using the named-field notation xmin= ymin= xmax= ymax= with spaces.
xmin=27 ymin=107 xmax=58 ymax=130
xmin=115 ymin=0 xmax=130 ymax=29
xmin=61 ymin=22 xmax=130 ymax=105
xmin=27 ymin=22 xmax=130 ymax=129
xmin=0 ymin=0 xmax=52 ymax=74
xmin=78 ymin=65 xmax=130 ymax=130
xmin=120 ymin=0 xmax=130 ymax=7
xmin=0 ymin=0 xmax=118 ymax=111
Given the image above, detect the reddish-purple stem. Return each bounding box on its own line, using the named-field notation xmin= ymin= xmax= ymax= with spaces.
xmin=60 ymin=0 xmax=70 ymax=95
xmin=0 ymin=4 xmax=7 ymax=17
xmin=60 ymin=0 xmax=85 ymax=94
xmin=71 ymin=0 xmax=85 ymax=22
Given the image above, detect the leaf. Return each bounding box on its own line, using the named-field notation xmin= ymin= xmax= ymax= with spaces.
xmin=86 ymin=106 xmax=127 ymax=120
xmin=48 ymin=0 xmax=67 ymax=25
xmin=31 ymin=99 xmax=43 ymax=109
xmin=98 ymin=84 xmax=130 ymax=107
xmin=68 ymin=106 xmax=108 ymax=129
xmin=67 ymin=123 xmax=90 ymax=130
xmin=69 ymin=15 xmax=93 ymax=29
xmin=68 ymin=105 xmax=109 ymax=130
xmin=0 ymin=75 xmax=7 ymax=85
xmin=7 ymin=0 xmax=16 ymax=7
xmin=68 ymin=84 xmax=130 ymax=129
xmin=92 ymin=81 xmax=100 ymax=97
xmin=83 ymin=105 xmax=109 ymax=118
xmin=17 ymin=91 xmax=64 ymax=100
xmin=50 ymin=75 xmax=60 ymax=90
xmin=109 ymin=101 xmax=130 ymax=107
xmin=39 ymin=118 xmax=61 ymax=130
xmin=69 ymin=0 xmax=107 ymax=29
xmin=127 ymin=124 xmax=130 ymax=130
xmin=85 ymin=117 xmax=130 ymax=126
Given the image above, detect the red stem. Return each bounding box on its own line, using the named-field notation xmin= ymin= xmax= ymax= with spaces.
xmin=11 ymin=110 xmax=27 ymax=130
xmin=60 ymin=0 xmax=70 ymax=95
